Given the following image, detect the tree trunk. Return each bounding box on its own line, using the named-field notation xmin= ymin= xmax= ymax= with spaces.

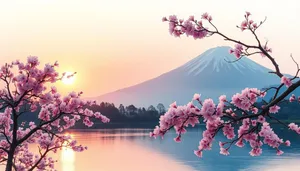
xmin=5 ymin=145 xmax=15 ymax=171
xmin=6 ymin=109 xmax=18 ymax=171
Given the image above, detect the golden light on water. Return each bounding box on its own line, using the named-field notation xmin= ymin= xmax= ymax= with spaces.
xmin=61 ymin=133 xmax=75 ymax=171
xmin=61 ymin=146 xmax=75 ymax=171
xmin=54 ymin=131 xmax=196 ymax=171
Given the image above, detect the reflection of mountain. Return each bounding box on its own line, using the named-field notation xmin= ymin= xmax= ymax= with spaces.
xmin=138 ymin=126 xmax=300 ymax=171
xmin=93 ymin=46 xmax=280 ymax=107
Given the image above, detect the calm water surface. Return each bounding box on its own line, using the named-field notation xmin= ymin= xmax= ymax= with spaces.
xmin=56 ymin=126 xmax=300 ymax=171
xmin=2 ymin=126 xmax=300 ymax=171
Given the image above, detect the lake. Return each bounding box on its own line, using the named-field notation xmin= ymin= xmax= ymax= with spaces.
xmin=2 ymin=125 xmax=300 ymax=171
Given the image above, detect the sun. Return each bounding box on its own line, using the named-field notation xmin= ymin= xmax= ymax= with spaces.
xmin=62 ymin=71 xmax=76 ymax=85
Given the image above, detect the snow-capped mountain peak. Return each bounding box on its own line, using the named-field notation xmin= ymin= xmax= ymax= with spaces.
xmin=92 ymin=46 xmax=280 ymax=107
xmin=180 ymin=46 xmax=269 ymax=75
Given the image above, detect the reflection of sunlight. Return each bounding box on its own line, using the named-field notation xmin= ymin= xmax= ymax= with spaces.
xmin=61 ymin=133 xmax=75 ymax=171
xmin=63 ymin=131 xmax=195 ymax=171
xmin=61 ymin=147 xmax=75 ymax=171
xmin=64 ymin=132 xmax=73 ymax=137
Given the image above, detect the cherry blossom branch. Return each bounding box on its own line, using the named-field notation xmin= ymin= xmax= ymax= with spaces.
xmin=0 ymin=158 xmax=7 ymax=164
xmin=290 ymin=54 xmax=300 ymax=80
xmin=16 ymin=112 xmax=67 ymax=146
xmin=0 ymin=57 xmax=110 ymax=171
xmin=222 ymin=124 xmax=259 ymax=150
xmin=28 ymin=136 xmax=58 ymax=171
xmin=155 ymin=12 xmax=298 ymax=158
xmin=0 ymin=130 xmax=11 ymax=145
xmin=0 ymin=147 xmax=9 ymax=153
xmin=272 ymin=84 xmax=284 ymax=100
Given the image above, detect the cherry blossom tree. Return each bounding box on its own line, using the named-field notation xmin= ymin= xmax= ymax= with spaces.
xmin=152 ymin=12 xmax=300 ymax=157
xmin=0 ymin=57 xmax=109 ymax=171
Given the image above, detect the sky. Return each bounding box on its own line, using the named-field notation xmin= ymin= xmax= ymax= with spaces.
xmin=0 ymin=0 xmax=299 ymax=97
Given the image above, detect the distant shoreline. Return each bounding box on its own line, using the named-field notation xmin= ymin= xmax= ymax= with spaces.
xmin=70 ymin=120 xmax=300 ymax=130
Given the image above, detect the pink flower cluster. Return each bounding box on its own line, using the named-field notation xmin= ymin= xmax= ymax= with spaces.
xmin=260 ymin=45 xmax=273 ymax=57
xmin=150 ymin=101 xmax=201 ymax=139
xmin=194 ymin=118 xmax=224 ymax=157
xmin=239 ymin=12 xmax=258 ymax=31
xmin=259 ymin=122 xmax=288 ymax=155
xmin=281 ymin=76 xmax=292 ymax=87
xmin=269 ymin=105 xmax=280 ymax=114
xmin=151 ymin=93 xmax=230 ymax=157
xmin=151 ymin=85 xmax=296 ymax=158
xmin=229 ymin=44 xmax=244 ymax=58
xmin=0 ymin=108 xmax=13 ymax=137
xmin=289 ymin=123 xmax=300 ymax=134
xmin=231 ymin=88 xmax=264 ymax=111
xmin=162 ymin=13 xmax=211 ymax=39
xmin=201 ymin=13 xmax=212 ymax=22
xmin=288 ymin=94 xmax=300 ymax=103
xmin=222 ymin=124 xmax=235 ymax=139
xmin=289 ymin=94 xmax=296 ymax=102
xmin=11 ymin=132 xmax=87 ymax=171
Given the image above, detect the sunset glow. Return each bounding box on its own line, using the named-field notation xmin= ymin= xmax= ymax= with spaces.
xmin=61 ymin=72 xmax=76 ymax=85
xmin=0 ymin=0 xmax=299 ymax=97
xmin=2 ymin=1 xmax=300 ymax=171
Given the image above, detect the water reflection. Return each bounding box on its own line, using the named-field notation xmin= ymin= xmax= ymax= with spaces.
xmin=54 ymin=129 xmax=195 ymax=171
xmin=1 ymin=126 xmax=300 ymax=171
xmin=57 ymin=127 xmax=300 ymax=171
xmin=138 ymin=126 xmax=300 ymax=171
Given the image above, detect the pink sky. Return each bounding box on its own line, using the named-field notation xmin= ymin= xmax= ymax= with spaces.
xmin=0 ymin=0 xmax=299 ymax=97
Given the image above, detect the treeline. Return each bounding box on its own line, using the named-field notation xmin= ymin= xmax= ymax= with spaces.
xmin=13 ymin=102 xmax=167 ymax=126
xmin=89 ymin=101 xmax=300 ymax=123
xmin=88 ymin=102 xmax=166 ymax=123
xmin=72 ymin=102 xmax=166 ymax=128
xmin=6 ymin=100 xmax=300 ymax=129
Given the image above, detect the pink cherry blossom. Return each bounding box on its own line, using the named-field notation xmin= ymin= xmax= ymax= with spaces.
xmin=193 ymin=93 xmax=201 ymax=101
xmin=220 ymin=148 xmax=230 ymax=156
xmin=201 ymin=12 xmax=209 ymax=20
xmin=251 ymin=120 xmax=257 ymax=126
xmin=194 ymin=150 xmax=203 ymax=158
xmin=188 ymin=15 xmax=195 ymax=21
xmin=240 ymin=20 xmax=248 ymax=31
xmin=252 ymin=107 xmax=258 ymax=114
xmin=290 ymin=94 xmax=296 ymax=102
xmin=285 ymin=140 xmax=291 ymax=146
xmin=219 ymin=95 xmax=226 ymax=102
xmin=235 ymin=140 xmax=245 ymax=147
xmin=257 ymin=115 xmax=266 ymax=123
xmin=162 ymin=17 xmax=167 ymax=22
xmin=249 ymin=148 xmax=262 ymax=156
xmin=245 ymin=11 xmax=251 ymax=17
xmin=281 ymin=76 xmax=292 ymax=87
xmin=289 ymin=123 xmax=299 ymax=132
xmin=276 ymin=150 xmax=284 ymax=156
xmin=229 ymin=44 xmax=244 ymax=58
xmin=269 ymin=105 xmax=280 ymax=114
xmin=174 ymin=136 xmax=181 ymax=142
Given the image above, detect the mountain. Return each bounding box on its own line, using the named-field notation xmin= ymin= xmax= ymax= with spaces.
xmin=91 ymin=46 xmax=281 ymax=107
